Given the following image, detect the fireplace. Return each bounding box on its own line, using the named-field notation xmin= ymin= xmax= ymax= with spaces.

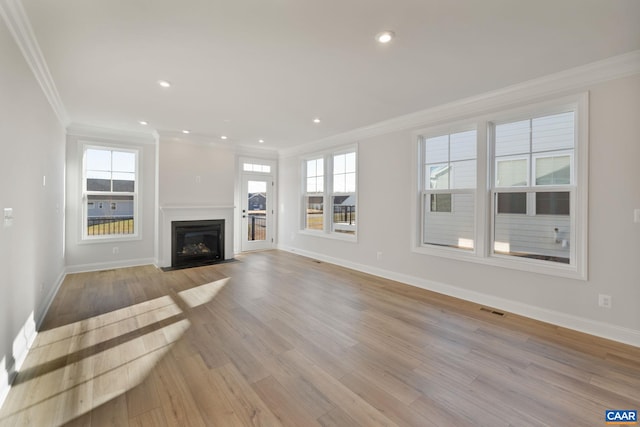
xmin=171 ymin=219 xmax=224 ymax=269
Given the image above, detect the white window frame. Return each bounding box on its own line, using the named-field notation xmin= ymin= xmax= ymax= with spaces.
xmin=411 ymin=93 xmax=588 ymax=280
xmin=301 ymin=145 xmax=358 ymax=241
xmin=81 ymin=143 xmax=140 ymax=242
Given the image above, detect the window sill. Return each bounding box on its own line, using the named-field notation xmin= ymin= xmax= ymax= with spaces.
xmin=79 ymin=234 xmax=141 ymax=245
xmin=412 ymin=245 xmax=585 ymax=280
xmin=299 ymin=229 xmax=357 ymax=242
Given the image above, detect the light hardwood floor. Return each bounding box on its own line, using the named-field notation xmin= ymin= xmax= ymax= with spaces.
xmin=1 ymin=250 xmax=638 ymax=426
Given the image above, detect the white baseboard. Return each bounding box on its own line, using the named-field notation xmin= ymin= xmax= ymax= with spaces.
xmin=35 ymin=270 xmax=67 ymax=330
xmin=65 ymin=257 xmax=156 ymax=274
xmin=278 ymin=245 xmax=640 ymax=348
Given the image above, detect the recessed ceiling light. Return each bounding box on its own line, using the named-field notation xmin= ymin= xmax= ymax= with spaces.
xmin=158 ymin=80 xmax=171 ymax=88
xmin=221 ymin=135 xmax=228 ymax=140
xmin=313 ymin=118 xmax=321 ymax=124
xmin=258 ymin=139 xmax=264 ymax=143
xmin=138 ymin=120 xmax=148 ymax=126
xmin=376 ymin=30 xmax=395 ymax=44
xmin=182 ymin=129 xmax=190 ymax=134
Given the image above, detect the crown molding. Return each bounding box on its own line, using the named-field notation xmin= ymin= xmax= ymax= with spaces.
xmin=67 ymin=122 xmax=158 ymax=145
xmin=0 ymin=0 xmax=70 ymax=126
xmin=279 ymin=50 xmax=640 ymax=159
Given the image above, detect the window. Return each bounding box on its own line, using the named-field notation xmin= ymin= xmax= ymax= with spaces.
xmin=420 ymin=129 xmax=476 ymax=250
xmin=492 ymin=111 xmax=574 ymax=264
xmin=83 ymin=146 xmax=138 ymax=239
xmin=243 ymin=163 xmax=271 ymax=173
xmin=304 ymin=158 xmax=324 ymax=231
xmin=413 ymin=94 xmax=587 ymax=279
xmin=302 ymin=147 xmax=357 ymax=238
xmin=332 ymin=152 xmax=356 ymax=235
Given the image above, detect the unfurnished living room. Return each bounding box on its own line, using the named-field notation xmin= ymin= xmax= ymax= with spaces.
xmin=1 ymin=0 xmax=640 ymax=426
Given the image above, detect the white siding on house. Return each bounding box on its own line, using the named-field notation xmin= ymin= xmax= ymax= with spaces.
xmin=494 ymin=214 xmax=571 ymax=259
xmin=423 ymin=193 xmax=474 ymax=248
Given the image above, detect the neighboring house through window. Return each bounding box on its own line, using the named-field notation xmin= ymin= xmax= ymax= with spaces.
xmin=414 ymin=94 xmax=587 ymax=279
xmin=303 ymin=146 xmax=357 ymax=238
xmin=83 ymin=145 xmax=138 ymax=239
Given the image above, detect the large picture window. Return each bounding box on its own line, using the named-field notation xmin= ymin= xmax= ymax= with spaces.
xmin=83 ymin=146 xmax=138 ymax=239
xmin=420 ymin=129 xmax=476 ymax=250
xmin=302 ymin=147 xmax=357 ymax=238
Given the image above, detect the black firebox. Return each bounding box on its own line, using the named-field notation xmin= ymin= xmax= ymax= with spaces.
xmin=171 ymin=219 xmax=224 ymax=269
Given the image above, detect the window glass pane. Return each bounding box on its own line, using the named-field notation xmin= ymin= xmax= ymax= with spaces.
xmin=306 ymin=159 xmax=316 ymax=177
xmin=428 ymin=164 xmax=449 ymax=189
xmin=345 ymin=152 xmax=356 ymax=173
xmin=494 ymin=192 xmax=570 ymax=264
xmin=243 ymin=163 xmax=252 ymax=172
xmin=424 ymin=135 xmax=449 ymax=164
xmin=332 ymin=195 xmax=356 ymax=235
xmin=87 ymin=175 xmax=111 ymax=191
xmin=496 ymin=158 xmax=528 ymax=187
xmin=334 ymin=154 xmax=346 ymax=174
xmin=532 ymin=112 xmax=574 ymax=152
xmin=424 ymin=193 xmax=473 ymax=249
xmin=112 ymin=151 xmax=135 ymax=173
xmin=306 ymin=196 xmax=323 ymax=230
xmin=451 ymin=160 xmax=476 ymax=189
xmin=333 ymin=175 xmax=345 ymax=193
xmin=86 ymin=148 xmax=111 ymax=171
xmin=536 ymin=155 xmax=571 ymax=185
xmin=430 ymin=194 xmax=452 ymax=212
xmin=497 ymin=192 xmax=527 ymax=214
xmin=536 ymin=191 xmax=570 ymax=215
xmin=450 ymin=130 xmax=476 ymax=161
xmin=495 ymin=120 xmax=530 ymax=156
xmin=344 ymin=172 xmax=356 ymax=193
xmin=306 ymin=177 xmax=317 ymax=193
xmin=86 ymin=195 xmax=134 ymax=236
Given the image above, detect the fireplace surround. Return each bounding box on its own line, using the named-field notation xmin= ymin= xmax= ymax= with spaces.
xmin=171 ymin=219 xmax=224 ymax=269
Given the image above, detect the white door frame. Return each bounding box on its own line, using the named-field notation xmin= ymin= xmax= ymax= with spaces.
xmin=238 ymin=157 xmax=277 ymax=252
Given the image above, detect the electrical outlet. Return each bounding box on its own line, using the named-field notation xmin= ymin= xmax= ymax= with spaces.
xmin=634 ymin=209 xmax=640 ymax=223
xmin=113 ymin=247 xmax=119 ymax=255
xmin=598 ymin=294 xmax=612 ymax=309
xmin=376 ymin=251 xmax=383 ymax=261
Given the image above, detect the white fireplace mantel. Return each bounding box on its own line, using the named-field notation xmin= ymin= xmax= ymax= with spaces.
xmin=159 ymin=205 xmax=235 ymax=267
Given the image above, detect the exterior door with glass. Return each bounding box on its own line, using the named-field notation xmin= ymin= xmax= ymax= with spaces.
xmin=241 ymin=175 xmax=273 ymax=251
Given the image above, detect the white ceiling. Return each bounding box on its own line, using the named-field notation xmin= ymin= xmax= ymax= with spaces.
xmin=20 ymin=0 xmax=640 ymax=151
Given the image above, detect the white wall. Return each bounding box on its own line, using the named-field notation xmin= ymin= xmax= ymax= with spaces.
xmin=0 ymin=17 xmax=66 ymax=401
xmin=159 ymin=139 xmax=235 ymax=207
xmin=64 ymin=130 xmax=157 ymax=271
xmin=278 ymin=74 xmax=640 ymax=345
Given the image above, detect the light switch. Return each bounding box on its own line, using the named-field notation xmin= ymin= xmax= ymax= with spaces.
xmin=635 ymin=209 xmax=640 ymax=223
xmin=4 ymin=208 xmax=13 ymax=227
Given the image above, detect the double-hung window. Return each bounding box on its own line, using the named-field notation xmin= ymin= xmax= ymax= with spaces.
xmin=414 ymin=93 xmax=587 ymax=279
xmin=491 ymin=111 xmax=575 ymax=264
xmin=303 ymin=147 xmax=357 ymax=238
xmin=83 ymin=145 xmax=138 ymax=239
xmin=420 ymin=129 xmax=477 ymax=250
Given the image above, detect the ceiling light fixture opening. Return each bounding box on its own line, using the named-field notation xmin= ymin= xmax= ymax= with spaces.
xmin=220 ymin=135 xmax=228 ymax=140
xmin=258 ymin=139 xmax=264 ymax=143
xmin=158 ymin=80 xmax=171 ymax=88
xmin=376 ymin=30 xmax=395 ymax=44
xmin=139 ymin=120 xmax=148 ymax=126
xmin=313 ymin=118 xmax=321 ymax=124
xmin=182 ymin=129 xmax=190 ymax=134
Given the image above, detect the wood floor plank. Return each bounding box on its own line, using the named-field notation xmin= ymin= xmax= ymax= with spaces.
xmin=1 ymin=250 xmax=638 ymax=426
